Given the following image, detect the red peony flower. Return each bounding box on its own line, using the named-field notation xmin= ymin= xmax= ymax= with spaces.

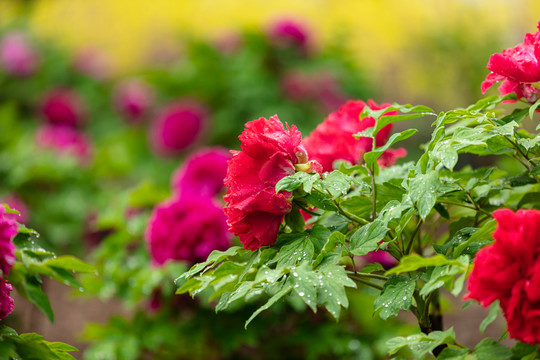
xmin=0 ymin=31 xmax=39 ymax=77
xmin=481 ymin=22 xmax=540 ymax=103
xmin=113 ymin=79 xmax=155 ymax=123
xmin=0 ymin=279 xmax=14 ymax=321
xmin=0 ymin=206 xmax=18 ymax=277
xmin=171 ymin=147 xmax=231 ymax=198
xmin=35 ymin=125 xmax=93 ymax=165
xmin=224 ymin=115 xmax=318 ymax=250
xmin=465 ymin=208 xmax=540 ymax=345
xmin=150 ymin=100 xmax=208 ymax=157
xmin=40 ymin=88 xmax=87 ymax=128
xmin=145 ymin=195 xmax=231 ymax=265
xmin=303 ymin=100 xmax=406 ymax=172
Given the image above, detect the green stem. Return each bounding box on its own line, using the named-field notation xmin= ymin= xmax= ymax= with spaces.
xmin=346 ymin=271 xmax=388 ymax=281
xmin=437 ymin=200 xmax=492 ymax=217
xmin=349 ymin=276 xmax=384 ymax=291
xmin=325 ymin=189 xmax=369 ymax=225
xmin=405 ymin=219 xmax=423 ymax=255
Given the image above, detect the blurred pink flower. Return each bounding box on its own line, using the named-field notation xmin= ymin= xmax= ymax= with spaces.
xmin=0 ymin=279 xmax=14 ymax=321
xmin=280 ymin=71 xmax=316 ymax=101
xmin=214 ymin=31 xmax=243 ymax=55
xmin=73 ymin=47 xmax=112 ymax=81
xmin=0 ymin=31 xmax=39 ymax=77
xmin=150 ymin=100 xmax=208 ymax=157
xmin=40 ymin=89 xmax=87 ymax=128
xmin=113 ymin=79 xmax=155 ymax=123
xmin=361 ymin=250 xmax=396 ymax=268
xmin=171 ymin=147 xmax=231 ymax=198
xmin=0 ymin=206 xmax=17 ymax=277
xmin=268 ymin=18 xmax=311 ymax=53
xmin=145 ymin=196 xmax=232 ymax=265
xmin=35 ymin=125 xmax=93 ymax=164
xmin=0 ymin=194 xmax=29 ymax=224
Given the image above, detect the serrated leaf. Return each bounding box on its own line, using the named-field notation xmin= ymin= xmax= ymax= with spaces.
xmin=290 ymin=264 xmax=319 ymax=312
xmin=322 ymin=171 xmax=354 ymax=199
xmin=350 ymin=220 xmax=388 ymax=256
xmin=313 ymin=231 xmax=345 ymax=268
xmin=270 ymin=233 xmax=314 ymax=268
xmin=364 ymin=129 xmax=418 ymax=168
xmin=276 ymin=172 xmax=318 ymax=193
xmin=245 ymin=282 xmax=294 ymax=328
xmin=44 ymin=256 xmax=96 ymax=273
xmin=386 ymin=328 xmax=456 ymax=358
xmin=316 ymin=264 xmax=356 ymax=320
xmin=374 ymin=275 xmax=415 ymax=319
xmin=479 ymin=300 xmax=500 ymax=334
xmin=409 ymin=171 xmax=440 ymax=220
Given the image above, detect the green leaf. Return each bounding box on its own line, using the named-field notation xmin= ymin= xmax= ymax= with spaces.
xmin=431 ymin=145 xmax=459 ymax=170
xmin=270 ymin=233 xmax=314 ymax=268
xmin=322 ymin=171 xmax=354 ymax=199
xmin=473 ymin=338 xmax=512 ymax=360
xmin=350 ymin=220 xmax=388 ymax=256
xmin=529 ymin=98 xmax=540 ymax=121
xmin=374 ymin=275 xmax=415 ymax=319
xmin=409 ymin=170 xmax=441 ymax=220
xmin=275 ymin=172 xmax=318 ymax=193
xmin=44 ymin=256 xmax=96 ymax=273
xmin=313 ymin=231 xmax=345 ymax=268
xmin=500 ymin=107 xmax=529 ymax=125
xmin=285 ymin=206 xmax=305 ymax=233
xmin=479 ymin=300 xmax=500 ymax=334
xmin=316 ymin=264 xmax=356 ymax=320
xmin=436 ymin=347 xmax=470 ymax=359
xmin=387 ymin=328 xmax=456 ymax=358
xmin=245 ymin=282 xmax=294 ymax=328
xmin=387 ymin=254 xmax=466 ymax=275
xmin=47 ymin=342 xmax=78 ymax=352
xmin=26 ymin=282 xmax=54 ymax=322
xmin=364 ymin=129 xmax=418 ymax=168
xmin=179 ymin=246 xmax=243 ymax=280
xmin=453 ymin=219 xmax=496 ymax=258
xmin=290 ymin=264 xmax=319 ymax=312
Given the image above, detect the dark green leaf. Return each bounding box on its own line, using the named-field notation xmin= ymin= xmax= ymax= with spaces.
xmin=364 ymin=129 xmax=418 ymax=168
xmin=473 ymin=338 xmax=512 ymax=360
xmin=374 ymin=275 xmax=415 ymax=319
xmin=26 ymin=282 xmax=54 ymax=322
xmin=350 ymin=220 xmax=388 ymax=256
xmin=245 ymin=282 xmax=294 ymax=328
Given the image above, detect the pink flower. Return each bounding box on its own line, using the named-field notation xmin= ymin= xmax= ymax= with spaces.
xmin=0 ymin=206 xmax=17 ymax=277
xmin=150 ymin=100 xmax=208 ymax=156
xmin=72 ymin=47 xmax=112 ymax=81
xmin=465 ymin=209 xmax=540 ymax=345
xmin=113 ymin=79 xmax=154 ymax=123
xmin=35 ymin=125 xmax=93 ymax=164
xmin=172 ymin=147 xmax=231 ymax=198
xmin=40 ymin=89 xmax=86 ymax=128
xmin=0 ymin=31 xmax=39 ymax=77
xmin=145 ymin=196 xmax=231 ymax=265
xmin=268 ymin=18 xmax=311 ymax=53
xmin=360 ymin=250 xmax=396 ymax=268
xmin=0 ymin=279 xmax=14 ymax=321
xmin=0 ymin=194 xmax=29 ymax=224
xmin=224 ymin=115 xmax=317 ymax=250
xmin=303 ymin=100 xmax=406 ymax=172
xmin=481 ymin=22 xmax=540 ymax=103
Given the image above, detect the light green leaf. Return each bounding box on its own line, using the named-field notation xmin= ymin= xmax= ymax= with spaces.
xmin=529 ymin=98 xmax=540 ymax=121
xmin=473 ymin=338 xmax=512 ymax=360
xmin=386 ymin=328 xmax=456 ymax=358
xmin=364 ymin=129 xmax=418 ymax=168
xmin=313 ymin=231 xmax=345 ymax=268
xmin=178 ymin=246 xmax=243 ymax=280
xmin=26 ymin=282 xmax=54 ymax=322
xmin=479 ymin=301 xmax=500 ymax=334
xmin=245 ymin=282 xmax=294 ymax=328
xmin=374 ymin=275 xmax=415 ymax=319
xmin=44 ymin=256 xmax=96 ymax=273
xmin=387 ymin=254 xmax=466 ymax=275
xmin=409 ymin=170 xmax=441 ymax=220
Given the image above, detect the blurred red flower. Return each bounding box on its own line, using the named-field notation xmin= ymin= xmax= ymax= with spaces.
xmin=40 ymin=89 xmax=87 ymax=128
xmin=150 ymin=100 xmax=208 ymax=156
xmin=0 ymin=206 xmax=17 ymax=277
xmin=113 ymin=79 xmax=155 ymax=123
xmin=303 ymin=100 xmax=406 ymax=172
xmin=35 ymin=125 xmax=93 ymax=164
xmin=465 ymin=208 xmax=540 ymax=345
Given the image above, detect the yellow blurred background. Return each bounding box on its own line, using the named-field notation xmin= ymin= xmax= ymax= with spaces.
xmin=1 ymin=0 xmax=539 ymax=108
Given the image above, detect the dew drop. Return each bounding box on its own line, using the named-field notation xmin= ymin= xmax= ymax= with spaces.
xmin=299 ymin=292 xmax=305 ymax=297
xmin=293 ymin=272 xmax=299 ymax=277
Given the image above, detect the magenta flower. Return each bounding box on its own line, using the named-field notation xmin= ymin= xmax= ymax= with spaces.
xmin=171 ymin=147 xmax=231 ymax=198
xmin=268 ymin=18 xmax=311 ymax=53
xmin=145 ymin=196 xmax=232 ymax=265
xmin=113 ymin=79 xmax=155 ymax=123
xmin=150 ymin=100 xmax=208 ymax=156
xmin=0 ymin=206 xmax=17 ymax=277
xmin=0 ymin=31 xmax=39 ymax=77
xmin=481 ymin=22 xmax=540 ymax=103
xmin=35 ymin=125 xmax=93 ymax=164
xmin=40 ymin=89 xmax=87 ymax=128
xmin=0 ymin=279 xmax=14 ymax=321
